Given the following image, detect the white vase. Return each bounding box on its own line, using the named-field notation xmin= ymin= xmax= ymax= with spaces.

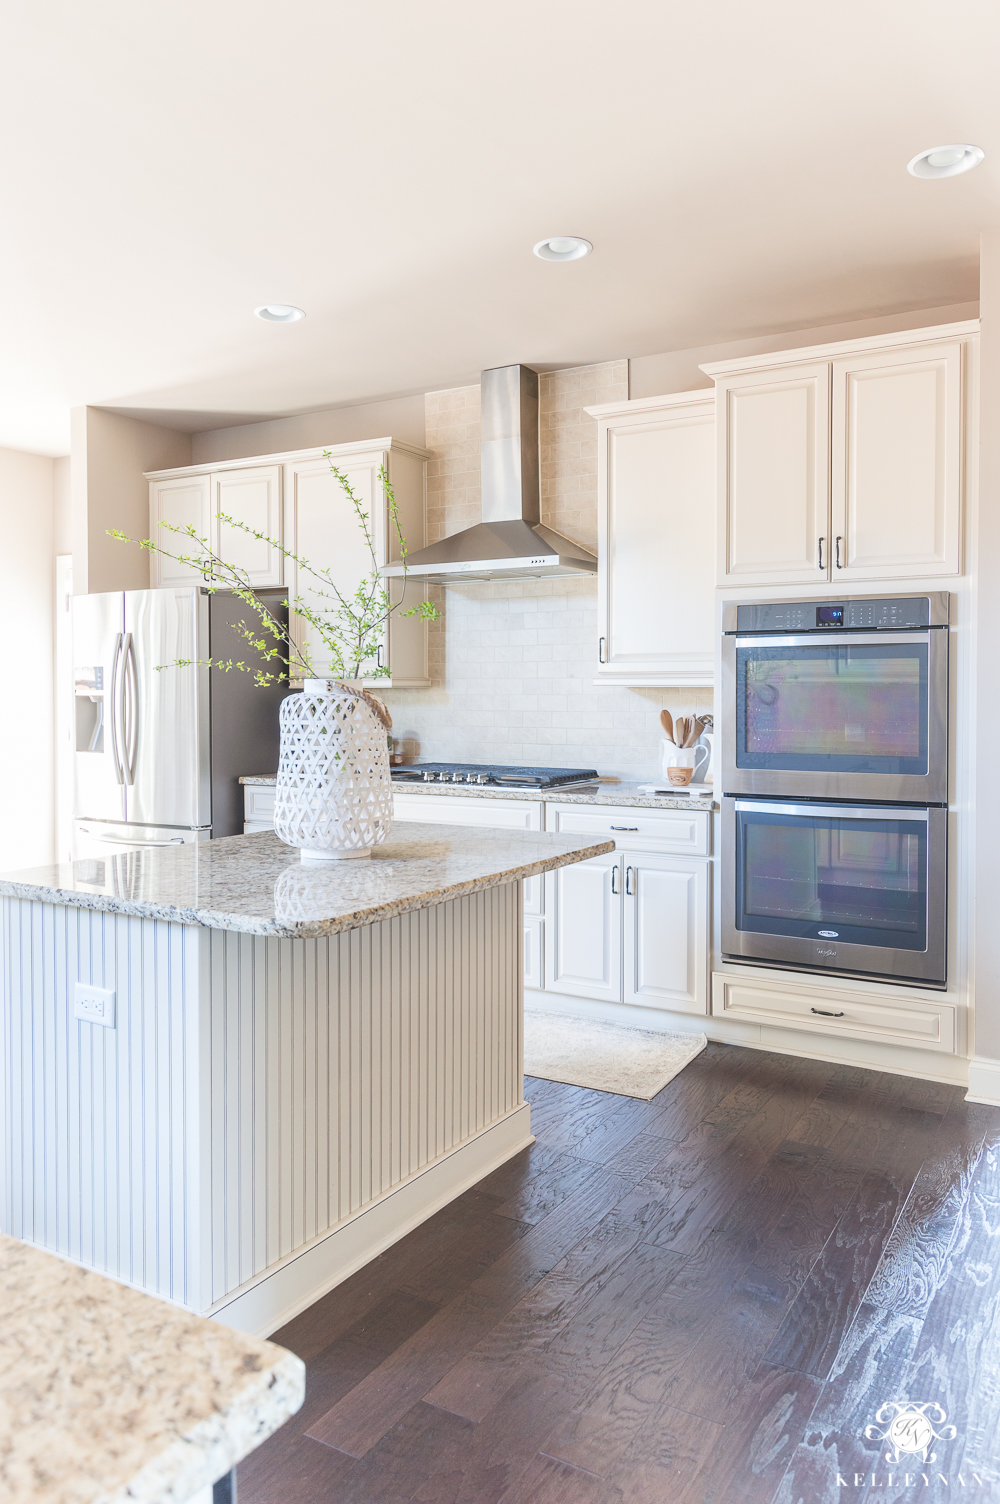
xmin=273 ymin=679 xmax=393 ymax=862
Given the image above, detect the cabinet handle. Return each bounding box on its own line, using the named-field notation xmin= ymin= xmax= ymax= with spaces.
xmin=835 ymin=535 xmax=843 ymax=569
xmin=810 ymin=1007 xmax=845 ymax=1018
xmin=610 ymin=825 xmax=638 ymax=831
xmin=625 ymin=865 xmax=635 ymax=896
xmin=598 ymin=636 xmax=607 ymax=664
xmin=818 ymin=537 xmax=825 ymax=570
xmin=376 ymin=643 xmax=384 ymax=669
xmin=611 ymin=865 xmax=620 ymax=895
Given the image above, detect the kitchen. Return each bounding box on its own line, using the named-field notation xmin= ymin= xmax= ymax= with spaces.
xmin=2 ymin=7 xmax=1000 ymax=1502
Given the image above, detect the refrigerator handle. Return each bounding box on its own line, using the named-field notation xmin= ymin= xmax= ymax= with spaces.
xmin=109 ymin=633 xmax=125 ymax=786
xmin=122 ymin=631 xmax=138 ymax=786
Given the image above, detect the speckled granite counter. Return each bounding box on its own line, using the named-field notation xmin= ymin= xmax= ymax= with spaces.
xmin=0 ymin=1232 xmax=304 ymax=1504
xmin=0 ymin=824 xmax=615 ymax=940
xmin=240 ymin=774 xmax=717 ymax=812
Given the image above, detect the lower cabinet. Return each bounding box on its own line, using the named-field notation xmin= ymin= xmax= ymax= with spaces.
xmin=623 ymin=854 xmax=708 ymax=1012
xmin=544 ymin=848 xmax=710 ymax=1014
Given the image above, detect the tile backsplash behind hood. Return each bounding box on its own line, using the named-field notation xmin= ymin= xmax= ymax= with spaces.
xmin=381 ymin=360 xmax=713 ymax=782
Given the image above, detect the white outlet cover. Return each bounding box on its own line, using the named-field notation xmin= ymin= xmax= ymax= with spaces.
xmin=74 ymin=982 xmax=115 ymax=1028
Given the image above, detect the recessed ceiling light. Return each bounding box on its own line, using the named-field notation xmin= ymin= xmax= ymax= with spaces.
xmin=907 ymin=144 xmax=984 ymax=179
xmin=533 ymin=236 xmax=593 ymax=262
xmin=254 ymin=304 xmax=306 ymax=322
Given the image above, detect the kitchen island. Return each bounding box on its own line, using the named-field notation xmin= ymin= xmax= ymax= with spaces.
xmin=0 ymin=823 xmax=613 ymax=1337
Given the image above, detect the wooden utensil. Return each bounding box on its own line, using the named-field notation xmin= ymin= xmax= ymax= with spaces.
xmin=659 ymin=708 xmax=674 ymax=742
xmin=674 ymin=716 xmax=689 ymax=749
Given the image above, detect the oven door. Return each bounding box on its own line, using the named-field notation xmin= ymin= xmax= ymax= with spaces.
xmin=722 ymin=799 xmax=947 ymax=986
xmin=721 ymin=630 xmax=948 ymax=802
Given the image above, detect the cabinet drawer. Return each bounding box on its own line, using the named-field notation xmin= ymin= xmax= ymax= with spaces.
xmin=544 ymin=803 xmax=711 ymax=856
xmin=243 ymin=786 xmax=276 ymax=823
xmin=712 ymin=974 xmax=955 ymax=1053
xmin=392 ymin=793 xmax=543 ymax=830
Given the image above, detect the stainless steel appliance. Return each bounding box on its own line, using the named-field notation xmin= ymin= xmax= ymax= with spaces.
xmin=72 ymin=587 xmax=287 ymax=855
xmin=721 ymin=591 xmax=951 ymax=988
xmin=721 ymin=798 xmax=947 ymax=986
xmin=381 ymin=365 xmax=598 ymax=585
xmin=391 ymin=762 xmax=600 ymax=788
xmin=721 ymin=592 xmax=950 ymax=804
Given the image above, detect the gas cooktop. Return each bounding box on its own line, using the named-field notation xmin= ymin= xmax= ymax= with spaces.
xmin=391 ymin=762 xmax=600 ymax=789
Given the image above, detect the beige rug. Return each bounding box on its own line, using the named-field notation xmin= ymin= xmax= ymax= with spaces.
xmin=523 ymin=1010 xmax=708 ymax=1100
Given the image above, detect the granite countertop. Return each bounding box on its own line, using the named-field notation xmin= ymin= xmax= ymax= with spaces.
xmin=0 ymin=825 xmax=615 ymax=939
xmin=239 ymin=774 xmax=717 ymax=812
xmin=0 ymin=1232 xmax=304 ymax=1504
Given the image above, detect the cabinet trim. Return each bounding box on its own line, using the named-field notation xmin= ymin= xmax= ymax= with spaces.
xmin=699 ymin=318 xmax=980 ymax=379
xmin=145 ymin=436 xmax=432 ymax=482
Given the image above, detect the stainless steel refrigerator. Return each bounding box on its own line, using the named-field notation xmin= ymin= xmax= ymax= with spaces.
xmin=72 ymin=587 xmax=287 ymax=855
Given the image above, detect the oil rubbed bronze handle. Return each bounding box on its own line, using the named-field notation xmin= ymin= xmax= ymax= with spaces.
xmin=811 ymin=1007 xmax=845 ymax=1018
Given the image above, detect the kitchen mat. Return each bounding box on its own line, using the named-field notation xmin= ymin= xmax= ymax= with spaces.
xmin=523 ymin=1009 xmax=707 ymax=1100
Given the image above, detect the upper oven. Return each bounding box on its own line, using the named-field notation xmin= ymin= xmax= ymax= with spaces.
xmin=721 ymin=593 xmax=950 ymax=804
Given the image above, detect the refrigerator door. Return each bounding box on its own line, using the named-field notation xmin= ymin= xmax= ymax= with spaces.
xmin=72 ymin=592 xmax=126 ymax=823
xmin=124 ymin=588 xmax=211 ymax=829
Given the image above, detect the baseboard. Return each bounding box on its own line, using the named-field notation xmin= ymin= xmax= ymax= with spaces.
xmin=966 ymin=1056 xmax=1000 ymax=1104
xmin=207 ymin=1104 xmax=534 ymax=1338
xmin=525 ymin=990 xmax=971 ymax=1087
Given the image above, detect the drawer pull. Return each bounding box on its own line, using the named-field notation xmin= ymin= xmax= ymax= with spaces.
xmin=810 ymin=1007 xmax=845 ymax=1018
xmin=610 ymin=825 xmax=639 ymax=831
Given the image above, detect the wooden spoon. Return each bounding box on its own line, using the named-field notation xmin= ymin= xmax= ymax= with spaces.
xmin=659 ymin=708 xmax=674 ymax=742
xmin=674 ymin=716 xmax=689 ymax=749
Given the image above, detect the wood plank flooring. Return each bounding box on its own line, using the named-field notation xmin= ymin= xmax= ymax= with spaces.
xmin=237 ymin=1042 xmax=1000 ymax=1503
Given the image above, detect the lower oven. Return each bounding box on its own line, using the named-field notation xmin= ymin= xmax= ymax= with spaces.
xmin=722 ymin=798 xmax=947 ymax=987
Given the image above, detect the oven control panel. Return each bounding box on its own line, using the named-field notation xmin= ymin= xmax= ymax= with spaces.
xmin=733 ymin=595 xmax=937 ymax=633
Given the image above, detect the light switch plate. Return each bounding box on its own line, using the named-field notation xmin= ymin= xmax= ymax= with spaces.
xmin=74 ymin=982 xmax=115 ymax=1028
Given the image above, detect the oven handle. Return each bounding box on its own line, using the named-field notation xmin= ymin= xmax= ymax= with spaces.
xmin=734 ymin=631 xmax=933 ymax=649
xmin=733 ymin=800 xmax=930 ymax=822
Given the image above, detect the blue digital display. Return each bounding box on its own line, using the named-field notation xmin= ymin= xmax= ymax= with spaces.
xmin=817 ymin=605 xmax=844 ymax=626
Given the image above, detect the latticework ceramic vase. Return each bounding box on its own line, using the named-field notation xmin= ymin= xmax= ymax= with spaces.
xmin=273 ymin=680 xmax=393 ymax=862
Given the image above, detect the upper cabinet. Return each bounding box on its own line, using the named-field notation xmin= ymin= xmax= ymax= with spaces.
xmin=714 ymin=363 xmax=830 ymax=586
xmin=704 ymin=322 xmax=977 ymax=586
xmin=146 ymin=438 xmax=431 ymax=688
xmin=585 ymin=391 xmax=715 ymax=686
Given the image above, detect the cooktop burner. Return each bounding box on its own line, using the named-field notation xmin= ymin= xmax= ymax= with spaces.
xmin=391 ymin=762 xmax=600 ymax=789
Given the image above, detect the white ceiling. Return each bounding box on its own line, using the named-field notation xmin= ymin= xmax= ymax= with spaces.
xmin=2 ymin=0 xmax=997 ymax=455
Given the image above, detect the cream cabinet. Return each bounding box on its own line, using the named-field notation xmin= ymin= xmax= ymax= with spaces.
xmin=830 ymin=341 xmax=964 ymax=580
xmin=585 ymin=391 xmax=715 ymax=685
xmin=705 ymin=322 xmax=976 ymax=586
xmin=214 ymin=466 xmax=283 ymax=586
xmin=543 ymin=803 xmax=711 ymax=1015
xmin=147 ymin=437 xmax=431 ymax=687
xmin=148 ymin=475 xmax=213 ymax=585
xmin=713 ymin=363 xmax=830 ymax=587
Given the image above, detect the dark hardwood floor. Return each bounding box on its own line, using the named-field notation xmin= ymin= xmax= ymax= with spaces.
xmin=238 ymin=1042 xmax=1000 ymax=1503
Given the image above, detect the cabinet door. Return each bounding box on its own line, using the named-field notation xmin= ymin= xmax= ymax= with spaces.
xmin=524 ymin=918 xmax=543 ymax=991
xmin=149 ymin=476 xmax=212 ymax=586
xmin=544 ymin=853 xmax=622 ymax=1003
xmin=285 ymin=453 xmax=388 ymax=679
xmin=831 ymin=341 xmax=963 ymax=580
xmin=215 ymin=466 xmax=283 ymax=586
xmin=595 ymin=397 xmax=715 ymax=686
xmin=623 ymin=854 xmax=708 ymax=1014
xmin=718 ymin=363 xmax=830 ymax=585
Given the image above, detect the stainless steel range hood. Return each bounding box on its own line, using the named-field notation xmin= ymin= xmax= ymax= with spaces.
xmin=381 ymin=364 xmax=598 ymax=585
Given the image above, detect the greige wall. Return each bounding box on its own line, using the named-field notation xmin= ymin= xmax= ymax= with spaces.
xmin=190 ymin=393 xmax=426 ymax=464
xmin=629 ymin=301 xmax=980 ymax=398
xmin=0 ymin=445 xmax=56 ymax=868
xmin=71 ymin=408 xmax=192 ymax=594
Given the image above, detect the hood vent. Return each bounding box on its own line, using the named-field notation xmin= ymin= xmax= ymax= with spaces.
xmin=382 ymin=364 xmax=598 ymax=585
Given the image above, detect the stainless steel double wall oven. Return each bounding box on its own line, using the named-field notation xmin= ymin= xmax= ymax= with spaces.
xmin=721 ymin=593 xmax=950 ymax=987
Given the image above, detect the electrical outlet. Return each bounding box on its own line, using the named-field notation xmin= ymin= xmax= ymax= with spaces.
xmin=74 ymin=983 xmax=115 ymax=1028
